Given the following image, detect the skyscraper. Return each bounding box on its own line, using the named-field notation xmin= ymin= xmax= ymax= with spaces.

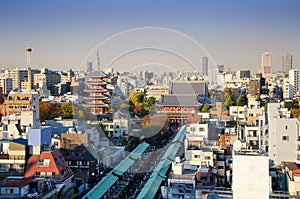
xmin=202 ymin=57 xmax=208 ymax=76
xmin=86 ymin=61 xmax=93 ymax=73
xmin=282 ymin=53 xmax=293 ymax=74
xmin=261 ymin=52 xmax=272 ymax=76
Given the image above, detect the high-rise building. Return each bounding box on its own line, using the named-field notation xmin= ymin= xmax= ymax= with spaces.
xmin=261 ymin=52 xmax=272 ymax=76
xmin=86 ymin=61 xmax=93 ymax=73
xmin=282 ymin=53 xmax=293 ymax=74
xmin=201 ymin=57 xmax=208 ymax=76
xmin=8 ymin=68 xmax=28 ymax=90
xmin=289 ymin=69 xmax=300 ymax=96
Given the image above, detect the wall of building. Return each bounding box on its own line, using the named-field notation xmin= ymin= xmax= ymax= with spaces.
xmin=232 ymin=155 xmax=269 ymax=199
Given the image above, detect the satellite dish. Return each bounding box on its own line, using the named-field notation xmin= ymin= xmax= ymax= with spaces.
xmin=233 ymin=140 xmax=242 ymax=152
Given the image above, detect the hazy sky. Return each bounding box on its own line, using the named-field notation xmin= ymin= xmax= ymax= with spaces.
xmin=0 ymin=0 xmax=299 ymax=73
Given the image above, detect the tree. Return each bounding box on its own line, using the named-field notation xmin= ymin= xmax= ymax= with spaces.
xmin=224 ymin=87 xmax=235 ymax=110
xmin=237 ymin=95 xmax=248 ymax=106
xmin=61 ymin=102 xmax=73 ymax=119
xmin=141 ymin=115 xmax=151 ymax=126
xmin=201 ymin=103 xmax=211 ymax=112
xmin=130 ymin=91 xmax=139 ymax=106
xmin=291 ymin=108 xmax=300 ymax=120
xmin=39 ymin=102 xmax=60 ymax=121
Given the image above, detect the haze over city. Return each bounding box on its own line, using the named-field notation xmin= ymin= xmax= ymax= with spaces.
xmin=0 ymin=0 xmax=300 ymax=72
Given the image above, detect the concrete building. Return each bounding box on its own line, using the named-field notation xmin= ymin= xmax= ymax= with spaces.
xmin=8 ymin=68 xmax=28 ymax=90
xmin=284 ymin=162 xmax=300 ymax=196
xmin=268 ymin=103 xmax=300 ymax=166
xmin=283 ymin=79 xmax=294 ymax=99
xmin=248 ymin=74 xmax=266 ymax=95
xmin=289 ymin=69 xmax=300 ymax=96
xmin=0 ymin=139 xmax=28 ymax=176
xmin=34 ymin=68 xmax=61 ymax=95
xmin=28 ymin=126 xmax=52 ymax=155
xmin=184 ymin=123 xmax=213 ymax=167
xmin=229 ymin=106 xmax=247 ymax=122
xmin=232 ymin=153 xmax=269 ymax=199
xmin=145 ymin=85 xmax=169 ymax=101
xmin=282 ymin=53 xmax=293 ymax=74
xmin=5 ymin=92 xmax=39 ymax=120
xmin=0 ymin=77 xmax=13 ymax=94
xmin=262 ymin=52 xmax=272 ymax=76
xmin=202 ymin=56 xmax=208 ymax=76
xmin=236 ymin=69 xmax=250 ymax=79
xmin=85 ymin=61 xmax=93 ymax=73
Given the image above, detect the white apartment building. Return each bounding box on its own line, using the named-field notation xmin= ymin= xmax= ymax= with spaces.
xmin=232 ymin=153 xmax=269 ymax=199
xmin=268 ymin=103 xmax=300 ymax=166
xmin=184 ymin=123 xmax=213 ymax=167
xmin=283 ymin=79 xmax=294 ymax=99
xmin=289 ymin=69 xmax=300 ymax=96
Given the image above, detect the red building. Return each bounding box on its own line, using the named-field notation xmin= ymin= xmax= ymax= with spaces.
xmin=82 ymin=71 xmax=111 ymax=115
xmin=24 ymin=149 xmax=74 ymax=191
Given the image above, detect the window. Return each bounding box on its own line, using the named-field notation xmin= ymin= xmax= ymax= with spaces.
xmin=285 ymin=125 xmax=288 ymax=130
xmin=205 ymin=156 xmax=211 ymax=160
xmin=199 ymin=127 xmax=205 ymax=132
xmin=194 ymin=155 xmax=200 ymax=159
xmin=190 ymin=127 xmax=195 ymax=131
xmin=6 ymin=189 xmax=14 ymax=194
xmin=282 ymin=135 xmax=289 ymax=141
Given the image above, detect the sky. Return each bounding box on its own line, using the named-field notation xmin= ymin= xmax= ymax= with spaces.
xmin=0 ymin=0 xmax=299 ymax=73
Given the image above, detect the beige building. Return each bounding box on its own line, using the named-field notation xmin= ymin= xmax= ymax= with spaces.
xmin=5 ymin=92 xmax=39 ymax=120
xmin=262 ymin=52 xmax=272 ymax=76
xmin=0 ymin=140 xmax=28 ymax=176
xmin=145 ymin=85 xmax=169 ymax=101
xmin=8 ymin=68 xmax=28 ymax=90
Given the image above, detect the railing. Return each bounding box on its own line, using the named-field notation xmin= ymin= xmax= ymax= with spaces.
xmin=0 ymin=194 xmax=21 ymax=199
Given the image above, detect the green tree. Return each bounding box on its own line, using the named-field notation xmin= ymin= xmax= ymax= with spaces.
xmin=61 ymin=102 xmax=73 ymax=119
xmin=201 ymin=103 xmax=211 ymax=112
xmin=237 ymin=95 xmax=248 ymax=106
xmin=224 ymin=87 xmax=235 ymax=110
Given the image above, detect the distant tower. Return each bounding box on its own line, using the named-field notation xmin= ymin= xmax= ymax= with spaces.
xmin=202 ymin=57 xmax=208 ymax=76
xmin=96 ymin=50 xmax=100 ymax=71
xmin=26 ymin=48 xmax=32 ymax=92
xmin=261 ymin=52 xmax=272 ymax=76
xmin=85 ymin=61 xmax=93 ymax=73
xmin=282 ymin=53 xmax=293 ymax=74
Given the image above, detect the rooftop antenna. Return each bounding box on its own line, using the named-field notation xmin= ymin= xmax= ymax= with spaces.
xmin=96 ymin=50 xmax=100 ymax=71
xmin=26 ymin=48 xmax=32 ymax=92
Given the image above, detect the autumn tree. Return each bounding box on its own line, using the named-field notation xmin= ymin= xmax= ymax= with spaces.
xmin=291 ymin=108 xmax=300 ymax=120
xmin=39 ymin=102 xmax=60 ymax=121
xmin=128 ymin=91 xmax=156 ymax=117
xmin=61 ymin=102 xmax=73 ymax=119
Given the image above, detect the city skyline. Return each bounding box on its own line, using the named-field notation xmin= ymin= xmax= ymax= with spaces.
xmin=0 ymin=0 xmax=299 ymax=72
